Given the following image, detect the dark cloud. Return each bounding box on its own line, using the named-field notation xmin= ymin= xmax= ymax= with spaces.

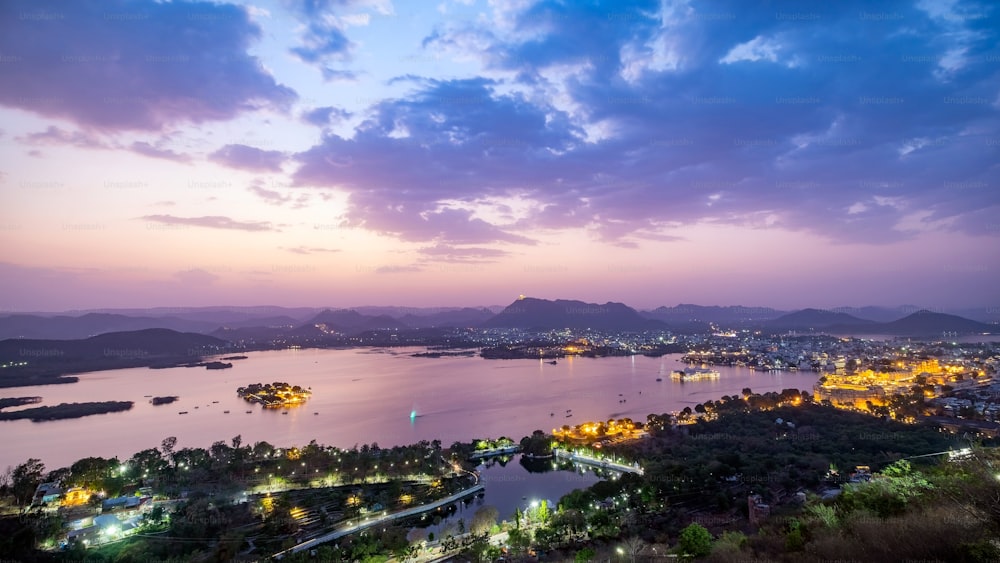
xmin=0 ymin=0 xmax=296 ymax=131
xmin=282 ymin=0 xmax=381 ymax=79
xmin=293 ymin=0 xmax=999 ymax=246
xmin=141 ymin=214 xmax=275 ymax=232
xmin=302 ymin=106 xmax=353 ymax=127
xmin=129 ymin=141 xmax=191 ymax=163
xmin=210 ymin=144 xmax=286 ymax=172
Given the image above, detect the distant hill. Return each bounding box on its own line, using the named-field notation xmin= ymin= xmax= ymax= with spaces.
xmin=0 ymin=313 xmax=218 ymax=340
xmin=290 ymin=309 xmax=409 ymax=336
xmin=767 ymin=309 xmax=875 ymax=329
xmin=482 ymin=297 xmax=664 ymax=331
xmin=0 ymin=329 xmax=229 ymax=388
xmin=829 ymin=306 xmax=911 ymax=323
xmin=642 ymin=304 xmax=785 ymax=326
xmin=399 ymin=308 xmax=495 ymax=328
xmin=872 ymin=310 xmax=995 ymax=336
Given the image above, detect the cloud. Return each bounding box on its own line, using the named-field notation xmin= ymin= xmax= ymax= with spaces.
xmin=20 ymin=126 xmax=108 ymax=149
xmin=0 ymin=0 xmax=296 ymax=131
xmin=302 ymin=106 xmax=353 ymax=127
xmin=129 ymin=141 xmax=191 ymax=163
xmin=141 ymin=214 xmax=276 ymax=232
xmin=719 ymin=35 xmax=786 ymax=65
xmin=287 ymin=0 xmax=999 ymax=247
xmin=283 ymin=246 xmax=341 ymax=254
xmin=283 ymin=0 xmax=392 ymax=79
xmin=210 ymin=144 xmax=286 ymax=172
xmin=417 ymin=244 xmax=511 ymax=262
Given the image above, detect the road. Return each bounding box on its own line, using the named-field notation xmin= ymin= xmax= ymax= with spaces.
xmin=272 ymin=483 xmax=485 ymax=559
xmin=553 ymin=448 xmax=644 ymax=474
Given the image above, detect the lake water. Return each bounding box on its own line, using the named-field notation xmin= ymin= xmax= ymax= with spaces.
xmin=0 ymin=348 xmax=817 ymax=471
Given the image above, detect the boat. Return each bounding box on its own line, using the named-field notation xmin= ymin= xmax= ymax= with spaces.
xmin=178 ymin=411 xmax=188 ymax=415
xmin=565 ymin=413 xmax=572 ymax=418
xmin=671 ymin=368 xmax=721 ymax=381
xmin=223 ymin=410 xmax=230 ymax=414
xmin=212 ymin=401 xmax=219 ymax=404
xmin=246 ymin=410 xmax=252 ymax=414
xmin=547 ymin=360 xmax=557 ymax=365
xmin=656 ymin=377 xmax=662 ymax=382
xmin=282 ymin=411 xmax=289 ymax=415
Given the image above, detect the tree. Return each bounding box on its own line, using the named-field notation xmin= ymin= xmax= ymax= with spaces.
xmin=161 ymin=436 xmax=177 ymax=464
xmin=471 ymin=505 xmax=499 ymax=535
xmin=537 ymin=499 xmax=550 ymax=523
xmin=621 ymin=536 xmax=645 ymax=563
xmin=677 ymin=523 xmax=712 ymax=558
xmin=575 ymin=547 xmax=596 ymax=562
xmin=11 ymin=459 xmax=45 ymax=507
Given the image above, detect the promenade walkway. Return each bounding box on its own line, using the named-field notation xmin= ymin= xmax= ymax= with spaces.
xmin=272 ymin=483 xmax=484 ymax=559
xmin=553 ymin=448 xmax=643 ymax=475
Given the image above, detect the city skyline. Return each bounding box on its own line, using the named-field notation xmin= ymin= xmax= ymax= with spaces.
xmin=2 ymin=0 xmax=998 ymax=311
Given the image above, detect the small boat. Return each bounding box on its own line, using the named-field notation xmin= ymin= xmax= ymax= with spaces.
xmin=565 ymin=413 xmax=572 ymax=418
xmin=282 ymin=411 xmax=289 ymax=415
xmin=223 ymin=410 xmax=230 ymax=414
xmin=547 ymin=360 xmax=557 ymax=365
xmin=550 ymin=412 xmax=554 ymax=416
xmin=656 ymin=378 xmax=662 ymax=382
xmin=212 ymin=401 xmax=219 ymax=404
xmin=246 ymin=410 xmax=252 ymax=414
xmin=179 ymin=411 xmax=188 ymax=415
xmin=314 ymin=412 xmax=319 ymax=415
xmin=565 ymin=409 xmax=572 ymax=412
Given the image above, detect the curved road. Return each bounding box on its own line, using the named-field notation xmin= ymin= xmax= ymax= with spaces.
xmin=273 ymin=481 xmax=484 ymax=559
xmin=553 ymin=448 xmax=644 ymax=475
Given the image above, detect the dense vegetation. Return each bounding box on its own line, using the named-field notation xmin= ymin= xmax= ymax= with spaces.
xmin=0 ymin=401 xmax=134 ymax=421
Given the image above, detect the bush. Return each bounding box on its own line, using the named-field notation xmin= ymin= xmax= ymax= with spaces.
xmin=678 ymin=523 xmax=712 ymax=558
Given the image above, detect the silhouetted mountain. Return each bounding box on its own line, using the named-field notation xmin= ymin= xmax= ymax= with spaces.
xmin=767 ymin=309 xmax=875 ymax=329
xmin=641 ymin=304 xmax=785 ymax=326
xmin=0 ymin=313 xmax=217 ymax=340
xmin=0 ymin=329 xmax=229 ymax=388
xmin=218 ymin=316 xmax=300 ymax=329
xmin=63 ymin=306 xmax=322 ymax=324
xmin=828 ymin=306 xmax=909 ymax=323
xmin=872 ymin=310 xmax=995 ymax=336
xmin=399 ymin=308 xmax=495 ymax=328
xmin=290 ymin=309 xmax=409 ymax=336
xmin=482 ymin=297 xmax=664 ymax=331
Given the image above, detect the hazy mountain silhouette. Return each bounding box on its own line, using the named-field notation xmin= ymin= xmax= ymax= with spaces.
xmin=767 ymin=308 xmax=875 ymax=329
xmin=482 ymin=297 xmax=664 ymax=331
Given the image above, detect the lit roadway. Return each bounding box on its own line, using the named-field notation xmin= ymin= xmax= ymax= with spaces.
xmin=272 ymin=472 xmax=483 ymax=560
xmin=553 ymin=448 xmax=644 ymax=475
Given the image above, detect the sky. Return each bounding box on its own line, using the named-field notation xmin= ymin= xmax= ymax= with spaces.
xmin=0 ymin=0 xmax=998 ymax=312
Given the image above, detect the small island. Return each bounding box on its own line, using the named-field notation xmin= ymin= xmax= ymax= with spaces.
xmin=237 ymin=381 xmax=311 ymax=408
xmin=0 ymin=401 xmax=134 ymax=422
xmin=0 ymin=396 xmax=43 ymax=409
xmin=150 ymin=396 xmax=179 ymax=406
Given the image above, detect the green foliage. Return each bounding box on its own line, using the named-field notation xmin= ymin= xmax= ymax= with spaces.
xmin=838 ymin=459 xmax=934 ymax=518
xmin=784 ymin=518 xmax=805 ymax=551
xmin=574 ymin=547 xmax=596 ymax=562
xmin=677 ymin=523 xmax=712 ymax=557
xmin=806 ymin=502 xmax=838 ymax=528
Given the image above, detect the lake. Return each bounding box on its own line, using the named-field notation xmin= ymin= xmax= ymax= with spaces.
xmin=0 ymin=348 xmax=818 ymax=471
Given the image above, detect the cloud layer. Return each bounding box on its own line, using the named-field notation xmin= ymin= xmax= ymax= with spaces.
xmin=0 ymin=0 xmax=295 ymax=131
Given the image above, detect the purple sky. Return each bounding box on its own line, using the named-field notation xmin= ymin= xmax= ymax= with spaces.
xmin=1 ymin=0 xmax=998 ymax=312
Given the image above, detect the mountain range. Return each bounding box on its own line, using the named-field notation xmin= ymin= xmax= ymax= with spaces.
xmin=1 ymin=299 xmax=996 ymax=341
